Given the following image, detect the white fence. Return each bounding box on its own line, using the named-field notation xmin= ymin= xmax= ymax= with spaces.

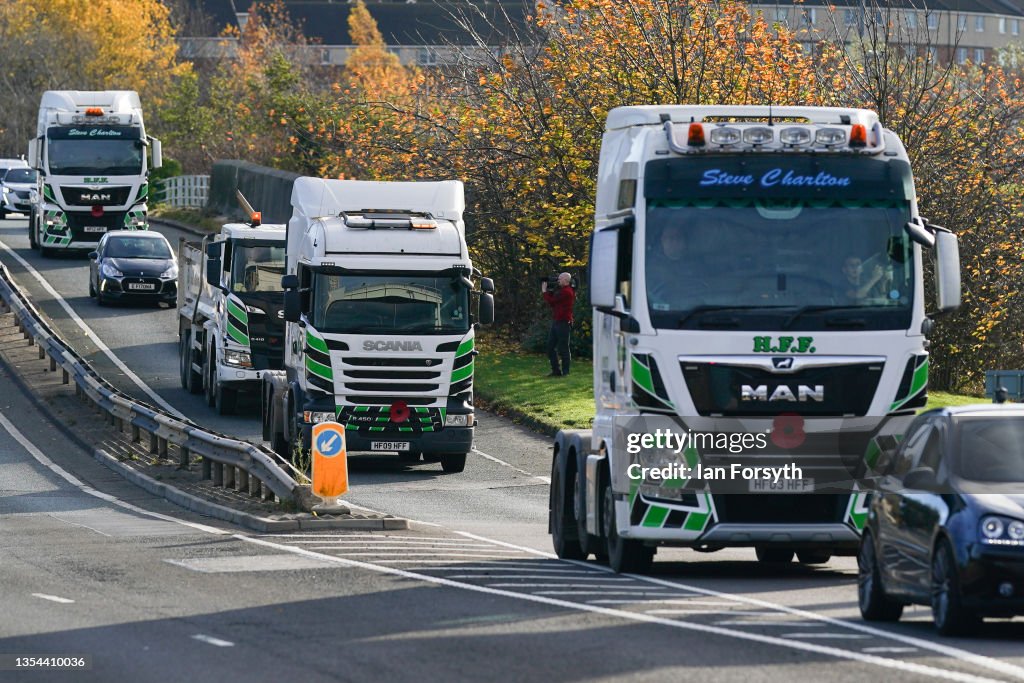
xmin=159 ymin=175 xmax=209 ymax=208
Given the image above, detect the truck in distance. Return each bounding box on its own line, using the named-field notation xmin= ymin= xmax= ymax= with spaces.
xmin=262 ymin=177 xmax=494 ymax=474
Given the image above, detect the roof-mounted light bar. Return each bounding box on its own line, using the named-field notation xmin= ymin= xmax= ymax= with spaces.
xmin=341 ymin=210 xmax=438 ymax=230
xmin=661 ymin=113 xmax=886 ymax=154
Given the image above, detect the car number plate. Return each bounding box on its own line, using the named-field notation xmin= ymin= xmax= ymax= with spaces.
xmin=748 ymin=478 xmax=815 ymax=493
xmin=83 ymin=225 xmax=107 ymax=233
xmin=371 ymin=441 xmax=410 ymax=451
xmin=127 ymin=283 xmax=156 ymax=291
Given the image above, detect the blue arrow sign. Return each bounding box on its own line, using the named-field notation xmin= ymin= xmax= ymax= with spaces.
xmin=315 ymin=428 xmax=344 ymax=458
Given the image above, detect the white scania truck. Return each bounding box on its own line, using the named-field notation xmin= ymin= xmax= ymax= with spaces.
xmin=550 ymin=105 xmax=962 ymax=572
xmin=27 ymin=90 xmax=161 ymax=255
xmin=263 ymin=177 xmax=494 ymax=473
xmin=178 ymin=209 xmax=287 ymax=415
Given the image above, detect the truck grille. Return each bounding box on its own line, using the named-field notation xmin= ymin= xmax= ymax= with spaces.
xmin=338 ymin=356 xmax=445 ymax=396
xmin=713 ymin=494 xmax=847 ymax=524
xmin=65 ymin=210 xmax=126 ymax=237
xmin=60 ymin=185 xmax=133 ymax=206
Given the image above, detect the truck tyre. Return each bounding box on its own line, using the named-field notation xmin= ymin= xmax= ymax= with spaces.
xmin=203 ymin=348 xmax=216 ymax=407
xmin=179 ymin=332 xmax=202 ymax=393
xmin=551 ymin=454 xmax=585 ymax=560
xmin=857 ymin=532 xmax=903 ymax=622
xmin=602 ymin=476 xmax=654 ymax=573
xmin=215 ymin=382 xmax=237 ymax=415
xmin=28 ymin=214 xmax=37 ymax=249
xmin=755 ymin=547 xmax=794 ymax=563
xmin=440 ymin=453 xmax=467 ymax=473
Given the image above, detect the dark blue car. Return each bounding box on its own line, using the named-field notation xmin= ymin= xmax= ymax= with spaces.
xmin=858 ymin=405 xmax=1024 ymax=635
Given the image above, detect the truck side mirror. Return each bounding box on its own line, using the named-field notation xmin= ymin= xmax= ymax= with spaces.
xmin=904 ymin=217 xmax=935 ymax=248
xmin=281 ymin=274 xmax=299 ymax=290
xmin=933 ymin=228 xmax=961 ymax=314
xmin=205 ymin=256 xmax=221 ymax=288
xmin=480 ymin=277 xmax=495 ymax=294
xmin=283 ymin=290 xmax=301 ymax=322
xmin=150 ymin=137 xmax=162 ymax=170
xmin=478 ymin=292 xmax=495 ymax=325
xmin=27 ymin=139 xmax=38 ymax=169
xmin=590 ymin=229 xmax=619 ymax=309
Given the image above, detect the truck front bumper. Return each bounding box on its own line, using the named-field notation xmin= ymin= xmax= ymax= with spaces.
xmin=300 ymin=424 xmax=474 ymax=456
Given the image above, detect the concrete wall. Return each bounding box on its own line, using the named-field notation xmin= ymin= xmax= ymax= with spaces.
xmin=207 ymin=160 xmax=300 ymax=224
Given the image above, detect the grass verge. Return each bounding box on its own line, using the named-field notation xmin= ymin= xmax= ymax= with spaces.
xmin=475 ymin=349 xmax=988 ymax=435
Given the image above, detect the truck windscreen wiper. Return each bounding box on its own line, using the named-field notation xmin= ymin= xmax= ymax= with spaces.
xmin=781 ymin=305 xmax=874 ymax=329
xmin=676 ymin=305 xmax=781 ymax=328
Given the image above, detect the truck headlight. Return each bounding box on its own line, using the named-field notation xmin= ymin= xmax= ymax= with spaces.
xmin=303 ymin=411 xmax=336 ymax=424
xmin=100 ymin=263 xmax=123 ymax=278
xmin=245 ymin=304 xmax=266 ymax=314
xmin=160 ymin=265 xmax=178 ymax=279
xmin=445 ymin=413 xmax=474 ymax=427
xmin=223 ymin=349 xmax=252 ymax=368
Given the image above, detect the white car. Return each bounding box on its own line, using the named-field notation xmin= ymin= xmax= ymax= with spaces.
xmin=0 ymin=167 xmax=38 ymax=219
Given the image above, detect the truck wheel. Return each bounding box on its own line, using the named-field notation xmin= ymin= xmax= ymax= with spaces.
xmin=857 ymin=533 xmax=903 ymax=622
xmin=602 ymin=477 xmax=654 ymax=573
xmin=755 ymin=547 xmax=794 ymax=563
xmin=215 ymin=382 xmax=237 ymax=415
xmin=797 ymin=550 xmax=832 ymax=565
xmin=28 ymin=216 xmax=37 ymax=249
xmin=179 ymin=332 xmax=201 ymax=393
xmin=551 ymin=457 xmax=585 ymax=560
xmin=203 ymin=349 xmax=216 ymax=407
xmin=440 ymin=453 xmax=467 ymax=473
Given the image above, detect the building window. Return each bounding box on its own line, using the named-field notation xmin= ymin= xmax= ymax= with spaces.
xmin=844 ymin=9 xmax=857 ymax=27
xmin=976 ymin=15 xmax=985 ymax=32
xmin=1014 ymin=18 xmax=1020 ymax=35
xmin=957 ymin=47 xmax=968 ymax=64
xmin=974 ymin=47 xmax=986 ymax=63
xmin=927 ymin=13 xmax=938 ymax=30
xmin=957 ymin=14 xmax=967 ymax=31
xmin=418 ymin=47 xmax=439 ymax=66
xmin=906 ymin=11 xmax=917 ymax=29
xmin=999 ymin=17 xmax=1006 ymax=33
xmin=803 ymin=8 xmax=817 ymax=26
xmin=774 ymin=8 xmax=788 ymax=25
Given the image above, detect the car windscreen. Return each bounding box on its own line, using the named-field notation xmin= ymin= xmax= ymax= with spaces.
xmin=105 ymin=237 xmax=172 ymax=259
xmin=3 ymin=169 xmax=36 ymax=183
xmin=954 ymin=416 xmax=1024 ymax=482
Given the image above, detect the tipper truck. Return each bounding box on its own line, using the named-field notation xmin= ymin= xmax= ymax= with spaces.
xmin=178 ymin=210 xmax=287 ymax=414
xmin=263 ymin=177 xmax=494 ymax=473
xmin=550 ymin=105 xmax=962 ymax=572
xmin=27 ymin=90 xmax=161 ymax=255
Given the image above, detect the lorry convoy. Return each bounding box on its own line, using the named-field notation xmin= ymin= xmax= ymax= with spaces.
xmin=27 ymin=90 xmax=161 ymax=255
xmin=177 ymin=208 xmax=287 ymax=415
xmin=260 ymin=177 xmax=494 ymax=473
xmin=549 ymin=105 xmax=962 ymax=572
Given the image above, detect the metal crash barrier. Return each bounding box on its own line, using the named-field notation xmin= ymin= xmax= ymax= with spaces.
xmin=0 ymin=261 xmax=306 ymax=508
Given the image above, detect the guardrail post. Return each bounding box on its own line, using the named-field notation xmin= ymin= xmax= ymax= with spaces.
xmin=263 ymin=486 xmax=275 ymax=502
xmin=62 ymin=369 xmax=69 ymax=384
xmin=237 ymin=469 xmax=249 ymax=493
xmin=38 ymin=345 xmax=44 ymax=359
xmin=149 ymin=433 xmax=159 ymax=454
xmin=224 ymin=466 xmax=235 ymax=490
xmin=250 ymin=477 xmax=261 ymax=497
xmin=131 ymin=425 xmax=140 ymax=442
xmin=212 ymin=462 xmax=223 ymax=486
xmin=202 ymin=457 xmax=211 ymax=480
xmin=158 ymin=437 xmax=168 ymax=459
xmin=49 ymin=354 xmax=56 ymax=371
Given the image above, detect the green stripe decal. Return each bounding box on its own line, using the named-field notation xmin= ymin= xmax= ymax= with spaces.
xmin=641 ymin=505 xmax=669 ymax=528
xmin=910 ymin=357 xmax=929 ymax=395
xmin=226 ymin=298 xmax=248 ymax=324
xmin=631 ymin=356 xmax=655 ymax=394
xmin=456 ymin=337 xmax=474 ymax=357
xmin=305 ymin=356 xmax=333 ymax=380
xmin=451 ymin=363 xmax=473 ymax=384
xmin=683 ymin=511 xmax=710 ymax=531
xmin=306 ymin=332 xmax=329 ymax=354
xmin=227 ymin=323 xmax=249 ymax=346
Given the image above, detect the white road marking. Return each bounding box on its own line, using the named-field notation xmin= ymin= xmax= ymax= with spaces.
xmin=0 ymin=241 xmax=185 ymax=418
xmin=31 ymin=593 xmax=74 ymax=604
xmin=284 ymin=539 xmax=498 ymax=547
xmin=304 ymin=551 xmax=526 ymax=559
xmin=864 ymin=647 xmax=920 ymax=654
xmin=716 ymin=620 xmax=824 ymax=627
xmin=487 ymin=582 xmax=639 ymax=588
xmin=165 ymin=555 xmax=338 ymax=573
xmin=534 ymin=591 xmax=679 ymax=597
xmin=0 ymin=412 xmax=227 ymax=536
xmin=590 ymin=599 xmax=719 ymax=605
xmin=646 ymin=609 xmax=773 ymax=616
xmin=300 ymin=546 xmax=522 ymax=553
xmin=471 ymin=447 xmax=550 ymax=483
xmin=237 ymin=534 xmax=1004 ymax=683
xmin=783 ymin=633 xmax=872 ymax=640
xmin=191 ymin=634 xmax=234 ymax=648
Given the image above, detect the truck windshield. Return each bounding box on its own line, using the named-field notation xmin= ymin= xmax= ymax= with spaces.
xmin=644 ymin=200 xmax=913 ymax=331
xmin=230 ymin=244 xmax=286 ymax=293
xmin=47 ymin=134 xmax=143 ymax=176
xmin=311 ymin=273 xmax=470 ymax=335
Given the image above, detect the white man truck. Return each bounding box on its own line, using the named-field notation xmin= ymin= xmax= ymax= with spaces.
xmin=27 ymin=90 xmax=161 ymax=255
xmin=263 ymin=177 xmax=494 ymax=473
xmin=550 ymin=105 xmax=962 ymax=572
xmin=178 ymin=214 xmax=287 ymax=414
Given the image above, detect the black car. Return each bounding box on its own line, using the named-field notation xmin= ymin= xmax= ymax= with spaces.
xmin=858 ymin=405 xmax=1024 ymax=635
xmin=88 ymin=230 xmax=177 ymax=306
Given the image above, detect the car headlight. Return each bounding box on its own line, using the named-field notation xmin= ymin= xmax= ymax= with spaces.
xmin=100 ymin=263 xmax=123 ymax=278
xmin=2 ymin=186 xmax=8 ymax=195
xmin=29 ymin=189 xmax=38 ymax=203
xmin=160 ymin=265 xmax=178 ymax=279
xmin=223 ymin=349 xmax=252 ymax=368
xmin=980 ymin=515 xmax=1024 ymax=546
xmin=445 ymin=413 xmax=474 ymax=427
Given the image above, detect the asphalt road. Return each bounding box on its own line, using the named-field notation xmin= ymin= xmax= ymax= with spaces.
xmin=1 ymin=215 xmax=1023 ymax=683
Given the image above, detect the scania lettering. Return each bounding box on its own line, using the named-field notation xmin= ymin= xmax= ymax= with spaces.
xmin=177 ymin=205 xmax=286 ymax=414
xmin=549 ymin=105 xmax=962 ymax=572
xmin=262 ymin=178 xmax=495 ymax=474
xmin=27 ymin=91 xmax=161 ymax=255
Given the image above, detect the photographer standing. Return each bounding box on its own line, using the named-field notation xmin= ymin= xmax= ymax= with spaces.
xmin=542 ymin=272 xmax=574 ymax=377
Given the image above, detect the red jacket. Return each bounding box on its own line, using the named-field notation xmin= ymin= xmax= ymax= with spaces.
xmin=543 ymin=286 xmax=575 ymax=323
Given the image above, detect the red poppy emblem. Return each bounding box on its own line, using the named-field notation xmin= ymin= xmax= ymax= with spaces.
xmin=389 ymin=401 xmax=410 ymax=423
xmin=771 ymin=413 xmax=805 ymax=449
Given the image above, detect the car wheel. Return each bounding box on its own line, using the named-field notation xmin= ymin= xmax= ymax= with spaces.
xmin=551 ymin=458 xmax=586 ymax=560
xmin=440 ymin=452 xmax=467 ymax=473
xmin=755 ymin=547 xmax=794 ymax=563
xmin=932 ymin=539 xmax=980 ymax=636
xmin=857 ymin=533 xmax=904 ymax=621
xmin=797 ymin=550 xmax=832 ymax=565
xmin=96 ymin=284 xmax=107 ymax=306
xmin=603 ymin=477 xmax=654 ymax=573
xmin=88 ymin=277 xmax=95 ymax=298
